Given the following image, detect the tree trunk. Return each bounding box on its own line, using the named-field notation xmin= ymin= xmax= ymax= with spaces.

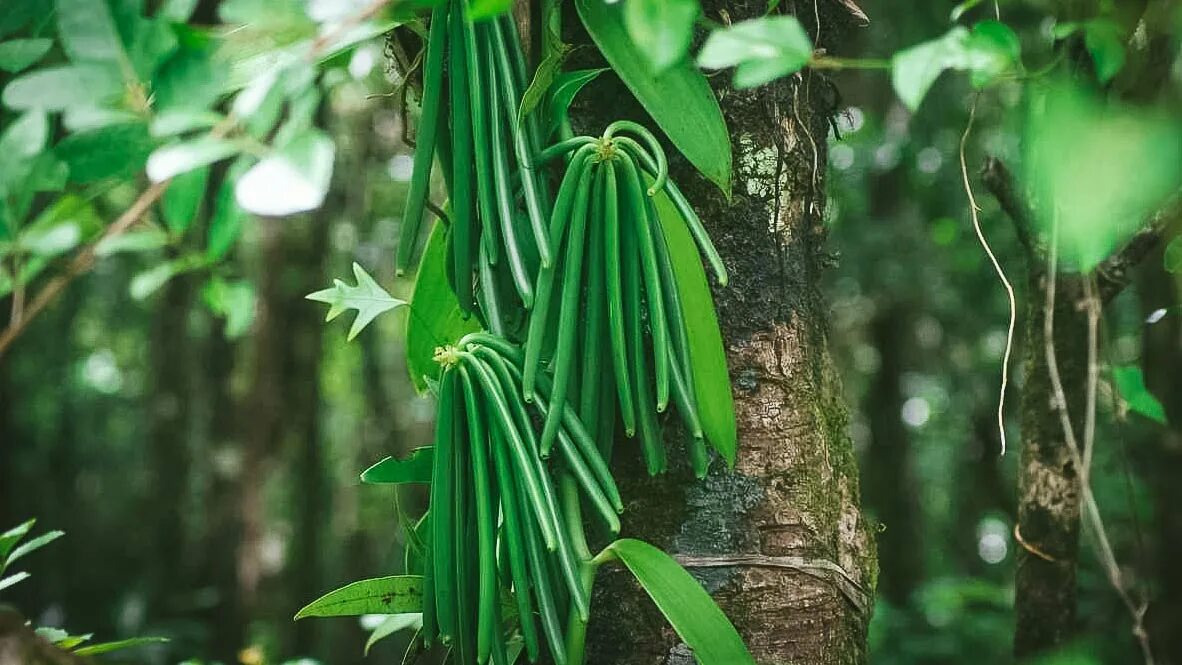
xmin=1013 ymin=269 xmax=1085 ymax=656
xmin=578 ymin=3 xmax=877 ymax=663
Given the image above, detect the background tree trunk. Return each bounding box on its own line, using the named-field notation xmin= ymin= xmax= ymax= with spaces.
xmin=575 ymin=3 xmax=877 ymax=663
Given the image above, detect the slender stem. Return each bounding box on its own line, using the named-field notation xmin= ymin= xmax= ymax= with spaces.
xmin=809 ymin=55 xmax=891 ymax=70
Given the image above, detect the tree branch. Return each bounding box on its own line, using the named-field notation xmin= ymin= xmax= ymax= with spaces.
xmin=1095 ymin=197 xmax=1182 ymax=302
xmin=0 ymin=182 xmax=168 ymax=360
xmin=981 ymin=155 xmax=1040 ymax=258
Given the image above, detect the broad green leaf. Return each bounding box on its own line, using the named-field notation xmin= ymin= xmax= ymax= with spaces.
xmin=0 ymin=39 xmax=53 ymax=74
xmin=307 ymin=262 xmax=406 ymax=341
xmin=162 ymin=165 xmax=210 ymax=233
xmin=5 ymin=530 xmax=63 ymax=570
xmin=294 ymin=575 xmax=424 ymax=619
xmin=62 ymin=107 xmax=141 ymax=132
xmin=363 ymin=613 xmax=422 ymax=655
xmin=52 ymin=632 xmax=93 ymax=650
xmin=0 ymin=0 xmax=39 ymax=39
xmin=697 ymin=16 xmax=812 ymax=89
xmin=891 ymin=21 xmax=1021 ymax=111
xmin=406 ymin=221 xmax=479 ymax=393
xmin=0 ymin=520 xmax=34 ymax=562
xmin=153 ymin=45 xmax=227 ymax=113
xmin=147 ymin=137 xmax=240 ymax=182
xmin=576 ymin=0 xmax=732 ymax=197
xmin=35 ymin=627 xmax=70 ymax=644
xmin=55 ymin=122 xmax=157 ymax=183
xmin=206 ymin=158 xmax=251 ymax=260
xmin=95 ymin=229 xmax=170 ymax=256
xmin=126 ymin=17 xmax=181 ymax=82
xmin=1 ymin=63 xmax=123 ymax=111
xmin=1113 ymin=366 xmax=1166 ymax=424
xmin=0 ymin=111 xmax=49 ymax=191
xmin=235 ymin=129 xmax=334 ymax=216
xmin=624 ymin=0 xmax=700 ymax=72
xmin=518 ymin=46 xmax=570 ymax=130
xmin=361 ymin=447 xmax=433 ymax=485
xmin=0 ymin=571 xmax=31 ymax=591
xmin=544 ymin=68 xmax=607 ymax=137
xmin=151 ymin=110 xmax=224 ymax=138
xmin=1083 ymin=20 xmax=1125 ymax=84
xmin=73 ymin=637 xmax=169 ymax=656
xmin=21 ymin=222 xmax=80 ymax=257
xmin=597 ymin=539 xmax=754 ymax=665
xmin=652 ymin=185 xmax=736 ymax=465
xmin=202 ymin=277 xmax=257 ymax=338
xmin=1023 ymin=82 xmax=1182 ymax=271
xmin=130 ymin=255 xmax=206 ymax=300
xmin=468 ymin=0 xmax=512 ymax=20
xmin=56 ymin=0 xmax=126 ymax=63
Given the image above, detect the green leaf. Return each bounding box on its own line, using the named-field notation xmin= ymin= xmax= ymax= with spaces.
xmin=73 ymin=637 xmax=169 ymax=656
xmin=544 ymin=68 xmax=607 ymax=138
xmin=597 ymin=539 xmax=754 ymax=665
xmin=697 ymin=16 xmax=812 ymax=89
xmin=56 ymin=0 xmax=127 ymax=63
xmin=363 ymin=613 xmax=422 ymax=655
xmin=1 ymin=63 xmax=123 ymax=111
xmin=890 ymin=21 xmax=1021 ymax=111
xmin=0 ymin=520 xmax=35 ymax=562
xmin=1113 ymin=366 xmax=1166 ymax=425
xmin=0 ymin=0 xmax=39 ymax=39
xmin=21 ymin=222 xmax=82 ymax=257
xmin=361 ymin=447 xmax=433 ymax=485
xmin=206 ymin=159 xmax=250 ymax=260
xmin=5 ymin=530 xmax=63 ymax=570
xmin=235 ymin=129 xmax=334 ymax=216
xmin=0 ymin=39 xmax=53 ymax=74
xmin=307 ymin=262 xmax=406 ymax=341
xmin=35 ymin=627 xmax=71 ymax=644
xmin=0 ymin=111 xmax=49 ymax=191
xmin=151 ymin=110 xmax=224 ymax=138
xmin=62 ymin=107 xmax=140 ymax=132
xmin=652 ymin=184 xmax=736 ymax=466
xmin=406 ymin=221 xmax=479 ymax=393
xmin=624 ymin=0 xmax=700 ymax=72
xmin=130 ymin=256 xmax=206 ymax=300
xmin=518 ymin=46 xmax=570 ymax=131
xmin=468 ymin=0 xmax=512 ymax=20
xmin=576 ymin=0 xmax=732 ymax=197
xmin=1082 ymin=19 xmax=1125 ymax=84
xmin=202 ymin=277 xmax=257 ymax=338
xmin=1023 ymin=82 xmax=1182 ymax=271
xmin=55 ymin=122 xmax=157 ymax=183
xmin=162 ymin=165 xmax=210 ymax=233
xmin=153 ymin=44 xmax=227 ymax=114
xmin=0 ymin=571 xmax=31 ymax=591
xmin=146 ymin=137 xmax=240 ymax=182
xmin=95 ymin=229 xmax=170 ymax=256
xmin=294 ymin=576 xmax=424 ymax=619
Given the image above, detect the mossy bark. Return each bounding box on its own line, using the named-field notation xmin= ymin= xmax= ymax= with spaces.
xmin=571 ymin=3 xmax=878 ymax=663
xmin=1013 ymin=269 xmax=1085 ymax=656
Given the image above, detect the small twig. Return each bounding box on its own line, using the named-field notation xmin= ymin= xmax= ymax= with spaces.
xmin=962 ymin=98 xmax=1017 ymax=456
xmin=0 ymin=182 xmax=169 ymax=359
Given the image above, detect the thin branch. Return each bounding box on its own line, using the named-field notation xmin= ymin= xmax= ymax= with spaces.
xmin=980 ymin=155 xmax=1040 ymax=257
xmin=0 ymin=182 xmax=169 ymax=359
xmin=1042 ymin=217 xmax=1155 ymax=665
xmin=1095 ymin=196 xmax=1182 ymax=302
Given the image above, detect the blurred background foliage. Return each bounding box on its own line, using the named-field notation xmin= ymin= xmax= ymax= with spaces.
xmin=0 ymin=0 xmax=1180 ymax=664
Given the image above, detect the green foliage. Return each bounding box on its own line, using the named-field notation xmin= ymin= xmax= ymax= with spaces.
xmin=362 ymin=613 xmax=423 ymax=655
xmin=234 ymin=129 xmax=336 ymax=216
xmin=406 ymin=221 xmax=479 ymax=393
xmin=543 ymin=68 xmax=606 ymax=137
xmin=575 ymin=0 xmax=733 ymax=197
xmin=595 ymin=539 xmax=755 ymax=665
xmin=697 ymin=16 xmax=813 ymax=89
xmin=202 ymin=276 xmax=257 ymax=338
xmin=1113 ymin=366 xmax=1166 ymax=424
xmin=891 ymin=21 xmax=1021 ymax=111
xmin=361 ymin=448 xmax=434 ymax=485
xmin=307 ymin=262 xmax=406 ymax=341
xmin=1023 ymin=83 xmax=1182 ymax=271
xmin=0 ymin=39 xmax=52 ymax=73
xmin=623 ymin=0 xmax=700 ymax=72
xmin=1054 ymin=19 xmax=1126 ymax=84
xmin=294 ymin=576 xmax=425 ymax=619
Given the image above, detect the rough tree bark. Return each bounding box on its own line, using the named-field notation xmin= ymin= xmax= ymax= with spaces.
xmin=574 ymin=3 xmax=878 ymax=663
